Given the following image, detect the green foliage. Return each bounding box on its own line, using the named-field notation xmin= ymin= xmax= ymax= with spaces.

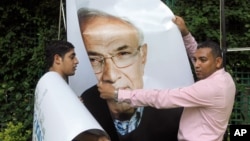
xmin=166 ymin=0 xmax=220 ymax=42
xmin=164 ymin=0 xmax=250 ymax=70
xmin=0 ymin=0 xmax=64 ymax=140
xmin=0 ymin=122 xmax=31 ymax=141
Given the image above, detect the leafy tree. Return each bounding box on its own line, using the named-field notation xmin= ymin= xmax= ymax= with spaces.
xmin=163 ymin=0 xmax=250 ymax=70
xmin=0 ymin=0 xmax=65 ymax=140
xmin=0 ymin=122 xmax=31 ymax=141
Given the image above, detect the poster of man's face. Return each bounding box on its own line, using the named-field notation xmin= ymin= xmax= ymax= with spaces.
xmin=78 ymin=8 xmax=147 ymax=91
xmin=67 ymin=0 xmax=194 ymax=95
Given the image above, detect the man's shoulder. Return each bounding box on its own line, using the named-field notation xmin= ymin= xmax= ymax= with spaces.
xmin=81 ymin=85 xmax=99 ymax=100
xmin=82 ymin=85 xmax=98 ymax=94
xmin=80 ymin=84 xmax=108 ymax=110
xmin=137 ymin=107 xmax=182 ymax=139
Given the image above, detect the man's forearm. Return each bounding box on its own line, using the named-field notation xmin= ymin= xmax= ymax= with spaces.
xmin=183 ymin=33 xmax=197 ymax=58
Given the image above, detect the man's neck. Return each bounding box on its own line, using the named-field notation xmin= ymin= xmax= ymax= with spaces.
xmin=49 ymin=68 xmax=68 ymax=83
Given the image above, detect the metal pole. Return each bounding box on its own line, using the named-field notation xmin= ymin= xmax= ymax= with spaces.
xmin=58 ymin=0 xmax=63 ymax=40
xmin=61 ymin=2 xmax=66 ymax=31
xmin=220 ymin=0 xmax=226 ymax=68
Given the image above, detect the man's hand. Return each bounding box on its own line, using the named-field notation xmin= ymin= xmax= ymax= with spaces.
xmin=97 ymin=82 xmax=116 ymax=100
xmin=98 ymin=82 xmax=135 ymax=120
xmin=172 ymin=15 xmax=189 ymax=36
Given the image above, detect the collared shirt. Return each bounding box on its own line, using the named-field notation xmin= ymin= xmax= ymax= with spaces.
xmin=114 ymin=107 xmax=144 ymax=135
xmin=113 ymin=33 xmax=196 ymax=136
xmin=118 ymin=68 xmax=236 ymax=141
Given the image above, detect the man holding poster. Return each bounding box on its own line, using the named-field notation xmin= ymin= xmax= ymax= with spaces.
xmin=99 ymin=40 xmax=236 ymax=141
xmin=32 ymin=40 xmax=110 ymax=141
xmin=77 ymin=8 xmax=196 ymax=141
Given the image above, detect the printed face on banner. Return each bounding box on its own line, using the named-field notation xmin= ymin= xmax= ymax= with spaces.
xmin=78 ymin=9 xmax=147 ymax=90
xmin=68 ymin=0 xmax=194 ymax=95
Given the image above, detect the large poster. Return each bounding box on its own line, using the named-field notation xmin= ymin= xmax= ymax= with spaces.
xmin=67 ymin=0 xmax=194 ymax=96
xmin=32 ymin=0 xmax=195 ymax=140
xmin=33 ymin=0 xmax=195 ymax=140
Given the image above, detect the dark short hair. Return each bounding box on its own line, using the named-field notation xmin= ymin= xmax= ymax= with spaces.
xmin=197 ymin=41 xmax=223 ymax=58
xmin=45 ymin=40 xmax=75 ymax=70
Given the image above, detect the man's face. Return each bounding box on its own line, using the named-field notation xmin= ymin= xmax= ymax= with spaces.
xmin=80 ymin=17 xmax=147 ymax=90
xmin=192 ymin=47 xmax=222 ymax=80
xmin=59 ymin=49 xmax=79 ymax=76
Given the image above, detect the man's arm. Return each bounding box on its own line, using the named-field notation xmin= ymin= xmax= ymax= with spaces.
xmin=173 ymin=16 xmax=197 ymax=58
xmin=98 ymin=79 xmax=215 ymax=109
